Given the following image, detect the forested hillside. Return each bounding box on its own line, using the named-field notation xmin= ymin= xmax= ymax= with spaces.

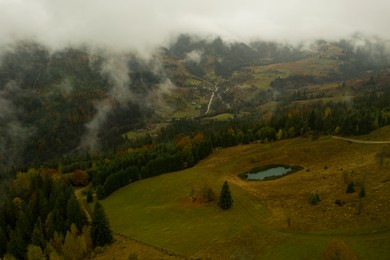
xmin=0 ymin=35 xmax=389 ymax=174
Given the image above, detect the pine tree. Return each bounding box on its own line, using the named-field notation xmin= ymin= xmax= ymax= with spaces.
xmin=66 ymin=193 xmax=87 ymax=231
xmin=96 ymin=185 xmax=106 ymax=200
xmin=31 ymin=218 xmax=46 ymax=250
xmin=218 ymin=181 xmax=233 ymax=210
xmin=90 ymin=202 xmax=113 ymax=247
xmin=86 ymin=188 xmax=93 ymax=203
xmin=0 ymin=227 xmax=7 ymax=257
xmin=7 ymin=227 xmax=27 ymax=259
xmin=16 ymin=207 xmax=33 ymax=245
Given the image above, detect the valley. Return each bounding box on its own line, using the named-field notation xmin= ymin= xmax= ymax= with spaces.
xmin=1 ymin=34 xmax=390 ymax=259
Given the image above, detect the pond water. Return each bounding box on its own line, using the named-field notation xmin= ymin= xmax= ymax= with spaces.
xmin=246 ymin=166 xmax=293 ymax=180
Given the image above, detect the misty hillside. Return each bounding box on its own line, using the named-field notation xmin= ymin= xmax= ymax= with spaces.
xmin=0 ymin=34 xmax=389 ymax=173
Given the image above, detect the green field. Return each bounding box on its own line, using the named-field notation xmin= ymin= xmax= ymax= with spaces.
xmin=101 ymin=127 xmax=390 ymax=259
xmin=202 ymin=113 xmax=234 ymax=121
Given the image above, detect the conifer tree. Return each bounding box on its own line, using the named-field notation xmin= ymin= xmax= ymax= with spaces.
xmin=7 ymin=227 xmax=27 ymax=259
xmin=0 ymin=227 xmax=7 ymax=257
xmin=96 ymin=185 xmax=106 ymax=200
xmin=218 ymin=181 xmax=233 ymax=210
xmin=90 ymin=202 xmax=113 ymax=247
xmin=31 ymin=218 xmax=46 ymax=250
xmin=66 ymin=193 xmax=87 ymax=231
xmin=86 ymin=188 xmax=93 ymax=203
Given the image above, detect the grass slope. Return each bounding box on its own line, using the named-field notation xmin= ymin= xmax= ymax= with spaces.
xmin=101 ymin=126 xmax=390 ymax=259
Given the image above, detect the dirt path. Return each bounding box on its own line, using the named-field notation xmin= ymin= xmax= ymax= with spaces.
xmin=74 ymin=187 xmax=92 ymax=223
xmin=204 ymin=84 xmax=218 ymax=115
xmin=331 ymin=135 xmax=390 ymax=144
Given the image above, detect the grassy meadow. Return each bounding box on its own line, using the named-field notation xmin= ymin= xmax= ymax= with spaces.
xmin=100 ymin=126 xmax=390 ymax=259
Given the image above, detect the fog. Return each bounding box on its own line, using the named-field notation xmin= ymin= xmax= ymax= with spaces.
xmin=0 ymin=0 xmax=389 ymax=170
xmin=0 ymin=0 xmax=389 ymax=54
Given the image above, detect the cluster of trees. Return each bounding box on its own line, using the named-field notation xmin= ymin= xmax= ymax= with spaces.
xmin=0 ymin=169 xmax=87 ymax=258
xmin=91 ymin=133 xmax=213 ymax=198
xmin=271 ymin=74 xmax=317 ymax=91
xmin=0 ymin=168 xmax=112 ymax=259
xmin=269 ymin=89 xmax=390 ymax=137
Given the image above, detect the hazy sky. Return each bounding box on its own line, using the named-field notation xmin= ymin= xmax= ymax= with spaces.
xmin=0 ymin=0 xmax=389 ymax=52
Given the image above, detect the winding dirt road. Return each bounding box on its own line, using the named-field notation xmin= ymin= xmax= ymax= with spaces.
xmin=331 ymin=135 xmax=390 ymax=144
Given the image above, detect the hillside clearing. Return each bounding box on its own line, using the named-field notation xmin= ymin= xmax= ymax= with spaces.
xmin=100 ymin=126 xmax=390 ymax=259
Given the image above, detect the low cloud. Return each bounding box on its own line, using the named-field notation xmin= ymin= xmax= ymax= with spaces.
xmin=80 ymin=54 xmax=133 ymax=152
xmin=185 ymin=50 xmax=203 ymax=65
xmin=0 ymin=0 xmax=389 ymax=55
xmin=0 ymin=82 xmax=35 ymax=172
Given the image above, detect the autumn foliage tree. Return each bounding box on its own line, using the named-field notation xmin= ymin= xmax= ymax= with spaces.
xmin=71 ymin=169 xmax=89 ymax=186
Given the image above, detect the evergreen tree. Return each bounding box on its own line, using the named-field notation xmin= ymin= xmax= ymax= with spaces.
xmin=16 ymin=207 xmax=33 ymax=245
xmin=90 ymin=202 xmax=113 ymax=247
xmin=66 ymin=193 xmax=87 ymax=231
xmin=96 ymin=185 xmax=106 ymax=200
xmin=2 ymin=197 xmax=17 ymax=229
xmin=7 ymin=227 xmax=27 ymax=259
xmin=218 ymin=181 xmax=233 ymax=210
xmin=0 ymin=227 xmax=7 ymax=257
xmin=31 ymin=218 xmax=46 ymax=250
xmin=86 ymin=188 xmax=93 ymax=203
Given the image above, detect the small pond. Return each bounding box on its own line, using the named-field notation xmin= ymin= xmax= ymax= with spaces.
xmin=240 ymin=165 xmax=303 ymax=181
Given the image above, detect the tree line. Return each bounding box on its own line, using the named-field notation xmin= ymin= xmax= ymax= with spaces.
xmin=91 ymin=133 xmax=213 ymax=198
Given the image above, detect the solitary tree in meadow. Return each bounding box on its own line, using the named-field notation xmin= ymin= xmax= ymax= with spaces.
xmin=218 ymin=181 xmax=233 ymax=210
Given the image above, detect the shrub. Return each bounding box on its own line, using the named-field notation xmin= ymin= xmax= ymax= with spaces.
xmin=201 ymin=186 xmax=216 ymax=203
xmin=346 ymin=181 xmax=355 ymax=193
xmin=359 ymin=186 xmax=366 ymax=198
xmin=309 ymin=193 xmax=320 ymax=205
